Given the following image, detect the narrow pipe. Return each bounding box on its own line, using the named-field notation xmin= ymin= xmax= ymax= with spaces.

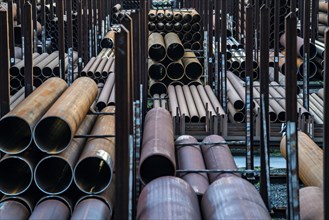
xmin=190 ymin=85 xmax=206 ymax=122
xmin=168 ymin=85 xmax=179 ymax=117
xmin=96 ymin=73 xmax=115 ymax=111
xmin=175 ymin=85 xmax=190 ymax=122
xmin=183 ymin=85 xmax=199 ymax=122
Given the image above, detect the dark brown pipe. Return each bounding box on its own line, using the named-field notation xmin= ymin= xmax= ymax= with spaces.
xmin=29 ymin=198 xmax=71 ymax=220
xmin=183 ymin=51 xmax=203 ymax=80
xmin=176 ymin=135 xmax=209 ymax=197
xmin=0 ymin=200 xmax=30 ymax=219
xmin=34 ymin=115 xmax=96 ymax=194
xmin=107 ymin=85 xmax=115 ymax=106
xmin=299 ymin=186 xmax=324 ymax=220
xmin=226 ymin=79 xmax=245 ymax=110
xmin=164 ymin=33 xmax=184 ymax=61
xmin=167 ymin=59 xmax=184 ymax=80
xmin=201 ymin=176 xmax=271 ymax=219
xmin=164 ymin=22 xmax=173 ymax=32
xmin=148 ymin=59 xmax=167 ymax=81
xmin=137 ymin=177 xmax=201 ymax=219
xmin=87 ymin=57 xmax=103 ymax=78
xmin=96 ymin=73 xmax=115 ymax=111
xmin=139 ymin=108 xmax=175 ymax=185
xmin=100 ymin=31 xmax=115 ymax=49
xmin=202 ymin=135 xmax=239 ymax=183
xmin=0 ymin=78 xmax=68 ymax=154
xmin=10 ymin=53 xmax=39 ymax=77
xmin=148 ymin=33 xmax=166 ymax=62
xmin=74 ymin=106 xmax=115 ymax=194
xmin=34 ymin=77 xmax=97 ymax=154
xmin=81 ymin=57 xmax=96 ymax=76
xmin=102 ymin=57 xmax=115 ymax=78
xmin=181 ymin=11 xmax=192 ymax=23
xmin=20 ymin=53 xmax=49 ymax=77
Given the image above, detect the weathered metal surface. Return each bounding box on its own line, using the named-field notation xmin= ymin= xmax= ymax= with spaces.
xmin=0 ymin=200 xmax=30 ymax=219
xmin=299 ymin=186 xmax=324 ymax=220
xmin=29 ymin=198 xmax=71 ymax=220
xmin=137 ymin=177 xmax=201 ymax=219
xmin=148 ymin=33 xmax=166 ymax=62
xmin=182 ymin=51 xmax=203 ymax=80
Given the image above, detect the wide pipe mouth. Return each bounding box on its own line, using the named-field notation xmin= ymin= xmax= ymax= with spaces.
xmin=298 ymin=61 xmax=317 ymax=78
xmin=149 ymin=63 xmax=166 ymax=81
xmin=148 ymin=44 xmax=166 ymax=62
xmin=185 ymin=62 xmax=203 ymax=80
xmin=100 ymin=39 xmax=114 ymax=49
xmin=149 ymin=82 xmax=167 ymax=96
xmin=190 ymin=115 xmax=199 ymax=123
xmin=42 ymin=67 xmax=53 ymax=77
xmin=167 ymin=62 xmax=184 ymax=80
xmin=34 ymin=116 xmax=72 ymax=154
xmin=0 ymin=156 xmax=33 ymax=195
xmin=191 ymin=42 xmax=201 ymax=50
xmin=0 ymin=116 xmax=32 ymax=154
xmin=10 ymin=67 xmax=20 ymax=77
xmin=233 ymin=112 xmax=245 ymax=123
xmin=34 ymin=156 xmax=73 ymax=194
xmin=233 ymin=100 xmax=245 ymax=111
xmin=269 ymin=112 xmax=278 ymax=123
xmin=167 ymin=43 xmax=184 ymax=61
xmin=299 ymin=43 xmax=317 ymax=60
xmin=140 ymin=155 xmax=176 ymax=185
xmin=192 ymin=33 xmax=201 ymax=41
xmin=278 ymin=112 xmax=286 ymax=123
xmin=74 ymin=157 xmax=112 ymax=194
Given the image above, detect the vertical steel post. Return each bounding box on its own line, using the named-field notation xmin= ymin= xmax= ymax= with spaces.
xmin=77 ymin=0 xmax=83 ymax=75
xmin=302 ymin=0 xmax=310 ymax=111
xmin=88 ymin=0 xmax=93 ymax=59
xmin=259 ymin=4 xmax=270 ymax=210
xmin=20 ymin=0 xmax=24 ymax=57
xmin=0 ymin=7 xmax=10 ymax=117
xmin=208 ymin=0 xmax=213 ymax=87
xmin=290 ymin=0 xmax=296 ymax=13
xmin=8 ymin=0 xmax=15 ymax=66
xmin=23 ymin=1 xmax=33 ymax=97
xmin=58 ymin=0 xmax=65 ymax=80
xmin=31 ymin=0 xmax=37 ymax=52
xmin=114 ymin=25 xmax=131 ymax=220
xmin=323 ymin=28 xmax=329 ymax=220
xmin=240 ymin=0 xmax=245 ymax=45
xmin=285 ymin=12 xmax=300 ymax=220
xmin=66 ymin=0 xmax=73 ymax=85
xmin=40 ymin=0 xmax=46 ymax=53
xmin=274 ymin=0 xmax=279 ymax=82
xmin=221 ymin=0 xmax=227 ymax=113
xmin=83 ymin=0 xmax=89 ymax=63
xmin=93 ymin=0 xmax=98 ymax=56
xmin=311 ymin=0 xmax=319 ymax=43
xmin=245 ymin=4 xmax=254 ymax=173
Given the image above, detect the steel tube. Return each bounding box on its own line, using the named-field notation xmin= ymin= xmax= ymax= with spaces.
xmin=0 ymin=78 xmax=67 ymax=154
xmin=205 ymin=85 xmax=225 ymax=116
xmin=96 ymin=74 xmax=115 ymax=111
xmin=281 ymin=132 xmax=323 ymax=188
xmin=34 ymin=115 xmax=96 ymax=194
xmin=148 ymin=33 xmax=166 ymax=62
xmin=95 ymin=58 xmax=108 ymax=79
xmin=100 ymin=30 xmax=115 ymax=49
xmin=201 ymin=175 xmax=271 ymax=219
xmin=139 ymin=108 xmax=175 ymax=185
xmin=168 ymin=85 xmax=179 ymax=117
xmin=197 ymin=85 xmax=216 ymax=116
xmin=10 ymin=53 xmax=39 ymax=77
xmin=29 ymin=198 xmax=71 ymax=219
xmin=74 ymin=106 xmax=115 ymax=194
xmin=227 ymin=102 xmax=245 ymax=123
xmin=299 ymin=186 xmax=324 ymax=220
xmin=190 ymin=85 xmax=206 ymax=122
xmin=182 ymin=51 xmax=203 ymax=80
xmin=102 ymin=57 xmax=115 ymax=78
xmin=148 ymin=59 xmax=167 ymax=81
xmin=20 ymin=53 xmax=49 ymax=77
xmin=43 ymin=53 xmax=67 ymax=77
xmin=182 ymin=85 xmax=199 ymax=122
xmin=137 ymin=176 xmax=201 ymax=219
xmin=107 ymin=85 xmax=115 ymax=106
xmin=148 ymin=80 xmax=167 ymax=96
xmin=226 ymin=79 xmax=245 ymax=110
xmin=280 ymin=33 xmax=317 ymax=59
xmin=153 ymin=94 xmax=160 ymax=108
xmin=33 ymin=51 xmax=59 ymax=77
xmin=175 ymin=85 xmax=190 ymax=122
xmin=0 ymin=200 xmax=30 ymax=219
xmin=164 ymin=33 xmax=184 ymax=61
xmin=81 ymin=57 xmax=96 ymax=76
xmin=34 ymin=77 xmax=97 ymax=154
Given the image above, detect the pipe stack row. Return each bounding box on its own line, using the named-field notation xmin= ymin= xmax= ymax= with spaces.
xmin=148 ymin=8 xmax=202 ymax=50
xmin=162 ymin=85 xmax=225 ymax=123
xmin=148 ymin=32 xmax=203 ymax=96
xmin=9 ymin=51 xmax=78 ymax=95
xmin=0 ymin=77 xmax=115 ymax=219
xmin=317 ymin=2 xmax=329 ymax=43
xmin=137 ymin=129 xmax=271 ymax=219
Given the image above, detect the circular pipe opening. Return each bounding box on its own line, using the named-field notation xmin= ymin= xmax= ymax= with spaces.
xmin=278 ymin=112 xmax=286 ymax=123
xmin=34 ymin=116 xmax=72 ymax=154
xmin=191 ymin=42 xmax=201 ymax=50
xmin=269 ymin=112 xmax=278 ymax=123
xmin=42 ymin=67 xmax=53 ymax=77
xmin=0 ymin=117 xmax=32 ymax=154
xmin=231 ymin=61 xmax=240 ymax=70
xmin=233 ymin=112 xmax=245 ymax=123
xmin=140 ymin=155 xmax=175 ymax=184
xmin=149 ymin=44 xmax=166 ymax=62
xmin=74 ymin=157 xmax=112 ymax=194
xmin=233 ymin=100 xmax=245 ymax=111
xmin=192 ymin=33 xmax=201 ymax=41
xmin=34 ymin=156 xmax=73 ymax=194
xmin=149 ymin=82 xmax=167 ymax=96
xmin=0 ymin=157 xmax=32 ymax=195
xmin=167 ymin=63 xmax=184 ymax=80
xmin=100 ymin=39 xmax=114 ymax=49
xmin=167 ymin=43 xmax=184 ymax=61
xmin=10 ymin=67 xmax=20 ymax=77
xmin=190 ymin=116 xmax=199 ymax=123
xmin=149 ymin=63 xmax=166 ymax=81
xmin=186 ymin=63 xmax=202 ymax=80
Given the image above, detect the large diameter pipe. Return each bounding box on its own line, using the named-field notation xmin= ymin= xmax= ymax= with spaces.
xmin=299 ymin=186 xmax=324 ymax=220
xmin=148 ymin=59 xmax=167 ymax=81
xmin=201 ymin=176 xmax=271 ymax=219
xmin=164 ymin=33 xmax=184 ymax=61
xmin=280 ymin=132 xmax=323 ymax=187
xmin=33 ymin=77 xmax=97 ymax=153
xmin=176 ymin=135 xmax=209 ymax=197
xmin=34 ymin=115 xmax=96 ymax=194
xmin=148 ymin=80 xmax=167 ymax=96
xmin=183 ymin=85 xmax=199 ymax=122
xmin=202 ymin=135 xmax=240 ymax=183
xmin=137 ymin=176 xmax=201 ymax=219
xmin=148 ymin=33 xmax=166 ymax=62
xmin=182 ymin=51 xmax=203 ymax=80
xmin=74 ymin=106 xmax=115 ymax=194
xmin=175 ymin=85 xmax=190 ymax=122
xmin=204 ymin=85 xmax=225 ymax=116
xmin=29 ymin=198 xmax=71 ymax=220
xmin=96 ymin=73 xmax=115 ymax=111
xmin=280 ymin=33 xmax=317 ymax=59
xmin=0 ymin=200 xmax=30 ymax=219
xmin=167 ymin=59 xmax=184 ymax=80
xmin=100 ymin=30 xmax=115 ymax=49
xmin=190 ymin=85 xmax=206 ymax=122
xmin=139 ymin=108 xmax=176 ymax=185
xmin=0 ymin=78 xmax=68 ymax=154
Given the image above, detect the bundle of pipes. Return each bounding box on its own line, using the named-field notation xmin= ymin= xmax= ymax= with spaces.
xmin=9 ymin=51 xmax=78 ymax=94
xmin=81 ymin=49 xmax=115 ymax=84
xmin=148 ymin=32 xmax=203 ymax=96
xmin=152 ymin=93 xmax=167 ymax=109
xmin=317 ymin=2 xmax=329 ymax=43
xmin=166 ymin=84 xmax=225 ymax=123
xmin=0 ymin=77 xmax=115 ymax=218
xmin=148 ymin=8 xmax=202 ymax=50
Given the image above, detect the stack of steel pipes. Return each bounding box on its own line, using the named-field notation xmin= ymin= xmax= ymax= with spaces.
xmin=137 ymin=134 xmax=270 ymax=219
xmin=93 ymin=71 xmax=116 ymax=112
xmin=148 ymin=8 xmax=202 ymax=50
xmin=9 ymin=51 xmax=78 ymax=94
xmin=148 ymin=32 xmax=203 ymax=96
xmin=317 ymin=2 xmax=329 ymax=43
xmin=81 ymin=48 xmax=114 ymax=84
xmin=313 ymin=40 xmax=326 ymax=78
xmin=0 ymin=77 xmax=115 ymax=219
xmin=164 ymin=84 xmax=225 ymax=123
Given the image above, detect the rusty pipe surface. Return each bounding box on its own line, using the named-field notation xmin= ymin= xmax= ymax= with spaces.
xmin=29 ymin=198 xmax=71 ymax=220
xmin=137 ymin=176 xmax=201 ymax=219
xmin=34 ymin=77 xmax=97 ymax=154
xmin=167 ymin=59 xmax=184 ymax=80
xmin=34 ymin=115 xmax=96 ymax=194
xmin=0 ymin=78 xmax=68 ymax=154
xmin=175 ymin=85 xmax=190 ymax=122
xmin=139 ymin=108 xmax=175 ymax=185
xmin=74 ymin=106 xmax=115 ymax=194
xmin=148 ymin=33 xmax=166 ymax=62
xmin=281 ymin=132 xmax=323 ymax=187
xmin=87 ymin=57 xmax=103 ymax=77
xmin=176 ymin=135 xmax=209 ymax=197
xmin=182 ymin=51 xmax=203 ymax=80
xmin=202 ymin=135 xmax=240 ymax=183
xmin=102 ymin=57 xmax=115 ymax=78
xmin=299 ymin=186 xmax=324 ymax=220
xmin=96 ymin=73 xmax=115 ymax=111
xmin=182 ymin=85 xmax=199 ymax=122
xmin=164 ymin=33 xmax=184 ymax=61
xmin=189 ymin=85 xmax=206 ymax=122
xmin=168 ymin=85 xmax=179 ymax=117
xmin=33 ymin=51 xmax=59 ymax=77
xmin=148 ymin=59 xmax=167 ymax=81
xmin=0 ymin=147 xmax=43 ymax=195
xmin=100 ymin=30 xmax=115 ymax=49
xmin=205 ymin=85 xmax=225 ymax=116
xmin=0 ymin=200 xmax=30 ymax=220
xmin=201 ymin=175 xmax=271 ymax=219
xmin=280 ymin=33 xmax=317 ymax=59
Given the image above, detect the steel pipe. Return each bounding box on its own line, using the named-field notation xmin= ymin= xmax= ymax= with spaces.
xmin=0 ymin=78 xmax=68 ymax=154
xmin=197 ymin=85 xmax=216 ymax=116
xmin=34 ymin=115 xmax=96 ymax=194
xmin=148 ymin=59 xmax=167 ymax=81
xmin=34 ymin=77 xmax=97 ymax=154
xmin=175 ymin=85 xmax=190 ymax=122
xmin=100 ymin=30 xmax=115 ymax=49
xmin=183 ymin=85 xmax=199 ymax=122
xmin=153 ymin=94 xmax=160 ymax=108
xmin=280 ymin=33 xmax=317 ymax=59
xmin=107 ymin=85 xmax=115 ymax=106
xmin=148 ymin=33 xmax=166 ymax=62
xmin=148 ymin=80 xmax=167 ymax=96
xmin=182 ymin=51 xmax=203 ymax=80
xmin=74 ymin=106 xmax=115 ymax=194
xmin=139 ymin=108 xmax=175 ymax=185
xmin=167 ymin=59 xmax=184 ymax=80
xmin=0 ymin=200 xmax=30 ymax=219
xmin=29 ymin=197 xmax=71 ymax=219
xmin=201 ymin=175 xmax=271 ymax=219
xmin=43 ymin=53 xmax=67 ymax=77
xmin=137 ymin=176 xmax=201 ymax=219
xmin=102 ymin=57 xmax=115 ymax=78
xmin=227 ymin=102 xmax=245 ymax=123
xmin=281 ymin=132 xmax=323 ymax=188
xmin=168 ymin=85 xmax=179 ymax=117
xmin=299 ymin=186 xmax=324 ymax=220
xmin=164 ymin=33 xmax=184 ymax=61
xmin=20 ymin=53 xmax=49 ymax=77
xmin=96 ymin=74 xmax=115 ymax=111
xmin=205 ymin=85 xmax=225 ymax=116
xmin=10 ymin=53 xmax=39 ymax=77
xmin=95 ymin=58 xmax=108 ymax=79
xmin=227 ymin=79 xmax=245 ymax=110
xmin=190 ymin=85 xmax=206 ymax=122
